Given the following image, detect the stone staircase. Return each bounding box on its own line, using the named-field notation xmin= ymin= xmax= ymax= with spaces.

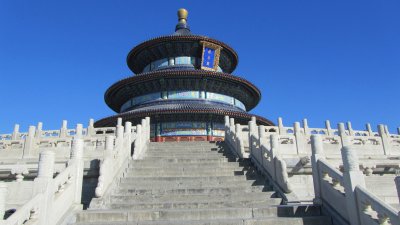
xmin=76 ymin=141 xmax=331 ymax=225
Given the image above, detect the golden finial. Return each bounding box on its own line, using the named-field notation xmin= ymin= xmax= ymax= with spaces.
xmin=177 ymin=8 xmax=188 ymax=24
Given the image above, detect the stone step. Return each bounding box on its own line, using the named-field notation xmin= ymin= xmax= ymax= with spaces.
xmin=124 ymin=170 xmax=245 ymax=177
xmin=77 ymin=206 xmax=322 ymax=222
xmin=125 ymin=166 xmax=245 ymax=174
xmin=134 ymin=157 xmax=235 ymax=163
xmin=129 ymin=160 xmax=250 ymax=168
xmin=144 ymin=152 xmax=234 ymax=158
xmin=142 ymin=154 xmax=234 ymax=159
xmin=110 ymin=191 xmax=275 ymax=203
xmin=128 ymin=161 xmax=243 ymax=169
xmin=113 ymin=186 xmax=266 ymax=196
xmin=75 ymin=215 xmax=330 ymax=225
xmin=130 ymin=159 xmax=252 ymax=168
xmin=109 ymin=198 xmax=282 ymax=210
xmin=121 ymin=174 xmax=263 ymax=183
xmin=119 ymin=179 xmax=268 ymax=189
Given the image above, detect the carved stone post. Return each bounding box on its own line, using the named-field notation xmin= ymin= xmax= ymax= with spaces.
xmin=71 ymin=138 xmax=84 ymax=204
xmin=141 ymin=119 xmax=146 ymax=142
xmin=23 ymin=126 xmax=36 ymax=157
xmin=125 ymin=122 xmax=132 ymax=156
xmin=75 ymin=124 xmax=83 ymax=138
xmin=224 ymin=116 xmax=229 ymax=128
xmin=378 ymin=124 xmax=391 ymax=155
xmin=248 ymin=117 xmax=258 ymax=157
xmin=87 ymin=119 xmax=95 ymax=136
xmin=224 ymin=116 xmax=230 ymax=141
xmin=258 ymin=125 xmax=266 ymax=165
xmin=338 ymin=123 xmax=349 ymax=146
xmin=294 ymin=122 xmax=305 ymax=154
xmin=116 ymin=118 xmax=124 ymax=146
xmin=60 ymin=120 xmax=68 ymax=138
xmin=229 ymin=118 xmax=235 ymax=129
xmin=270 ymin=134 xmax=280 ymax=181
xmin=310 ymin=135 xmax=325 ymax=204
xmin=235 ymin=123 xmax=242 ymax=157
xmin=325 ymin=120 xmax=332 ymax=136
xmin=347 ymin=122 xmax=355 ymax=136
xmin=278 ymin=117 xmax=284 ymax=135
xmin=11 ymin=124 xmax=20 ymax=140
xmin=229 ymin=118 xmax=235 ymax=144
xmin=341 ymin=146 xmax=365 ymax=225
xmin=133 ymin=124 xmax=143 ymax=159
xmin=145 ymin=117 xmax=150 ymax=141
xmin=37 ymin=151 xmax=55 ymax=179
xmin=303 ymin=118 xmax=309 ymax=135
xmin=124 ymin=121 xmax=132 ymax=135
xmin=35 ymin=150 xmax=55 ymax=224
xmin=0 ymin=182 xmax=7 ymax=220
xmin=366 ymin=123 xmax=373 ymax=136
xmin=35 ymin=122 xmax=43 ymax=138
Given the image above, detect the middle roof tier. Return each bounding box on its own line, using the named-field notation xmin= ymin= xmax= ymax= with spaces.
xmin=105 ymin=70 xmax=262 ymax=113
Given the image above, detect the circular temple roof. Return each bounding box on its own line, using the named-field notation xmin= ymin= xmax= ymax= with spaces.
xmin=126 ymin=35 xmax=239 ymax=74
xmin=104 ymin=70 xmax=261 ymax=113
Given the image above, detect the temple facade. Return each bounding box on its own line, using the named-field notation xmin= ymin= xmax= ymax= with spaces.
xmin=94 ymin=9 xmax=273 ymax=142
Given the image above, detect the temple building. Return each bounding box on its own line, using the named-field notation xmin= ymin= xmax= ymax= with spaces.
xmin=94 ymin=8 xmax=273 ymax=142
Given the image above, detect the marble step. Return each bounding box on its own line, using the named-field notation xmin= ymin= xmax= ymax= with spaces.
xmin=125 ymin=166 xmax=245 ymax=174
xmin=75 ymin=216 xmax=331 ymax=225
xmin=144 ymin=152 xmax=234 ymax=158
xmin=121 ymin=174 xmax=263 ymax=183
xmin=118 ymin=179 xmax=268 ymax=189
xmin=133 ymin=157 xmax=235 ymax=163
xmin=141 ymin=154 xmax=234 ymax=159
xmin=128 ymin=161 xmax=243 ymax=169
xmin=77 ymin=206 xmax=323 ymax=223
xmin=124 ymin=170 xmax=245 ymax=177
xmin=109 ymin=191 xmax=275 ymax=203
xmin=129 ymin=160 xmax=249 ymax=168
xmin=108 ymin=199 xmax=282 ymax=210
xmin=113 ymin=186 xmax=266 ymax=196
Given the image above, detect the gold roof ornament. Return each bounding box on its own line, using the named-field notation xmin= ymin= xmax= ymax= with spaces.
xmin=177 ymin=8 xmax=188 ymax=24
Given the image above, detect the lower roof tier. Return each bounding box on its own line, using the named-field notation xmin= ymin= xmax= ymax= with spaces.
xmin=94 ymin=106 xmax=273 ymax=127
xmin=104 ymin=69 xmax=261 ymax=113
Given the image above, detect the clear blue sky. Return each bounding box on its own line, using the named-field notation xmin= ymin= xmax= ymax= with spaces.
xmin=0 ymin=1 xmax=399 ymax=133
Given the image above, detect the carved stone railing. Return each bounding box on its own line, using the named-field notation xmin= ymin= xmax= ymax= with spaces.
xmin=225 ymin=116 xmax=400 ymax=173
xmin=0 ymin=193 xmax=42 ymax=225
xmin=0 ymin=136 xmax=84 ymax=225
xmin=0 ymin=119 xmax=123 ymax=159
xmin=224 ymin=116 xmax=292 ymax=201
xmin=224 ymin=117 xmax=250 ymax=158
xmin=355 ymin=185 xmax=399 ymax=225
xmin=311 ymin=135 xmax=400 ymax=225
xmin=0 ymin=116 xmax=150 ymax=224
xmin=225 ymin=115 xmax=400 ymax=205
xmin=91 ymin=117 xmax=150 ymax=208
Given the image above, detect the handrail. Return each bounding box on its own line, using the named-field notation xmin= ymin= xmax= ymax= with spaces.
xmin=2 ymin=193 xmax=42 ymax=225
xmin=355 ymin=185 xmax=399 ymax=225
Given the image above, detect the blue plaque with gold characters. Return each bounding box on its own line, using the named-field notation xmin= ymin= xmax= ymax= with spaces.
xmin=200 ymin=41 xmax=222 ymax=71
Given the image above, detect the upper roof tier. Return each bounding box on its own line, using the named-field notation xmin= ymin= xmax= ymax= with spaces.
xmin=126 ymin=9 xmax=239 ymax=74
